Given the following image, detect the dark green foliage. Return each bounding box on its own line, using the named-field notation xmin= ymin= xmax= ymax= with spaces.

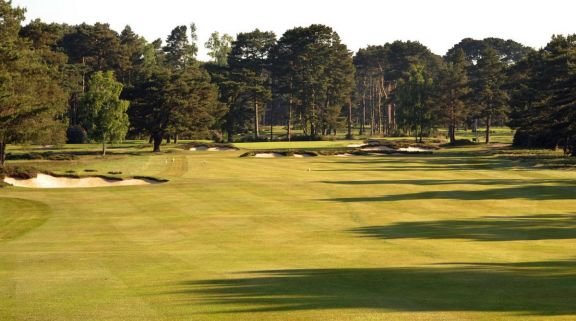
xmin=431 ymin=50 xmax=471 ymax=144
xmin=163 ymin=25 xmax=197 ymax=69
xmin=271 ymin=25 xmax=355 ymax=139
xmin=471 ymin=47 xmax=510 ymax=143
xmin=128 ymin=66 xmax=223 ymax=152
xmin=353 ymin=41 xmax=441 ymax=137
xmin=445 ymin=37 xmax=533 ymax=65
xmin=66 ymin=125 xmax=88 ymax=144
xmin=395 ymin=65 xmax=434 ymax=142
xmin=509 ymin=35 xmax=576 ymax=155
xmin=6 ymin=152 xmax=77 ymax=161
xmin=0 ymin=0 xmax=68 ymax=165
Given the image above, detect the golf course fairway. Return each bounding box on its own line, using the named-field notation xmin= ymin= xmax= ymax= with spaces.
xmin=1 ymin=143 xmax=575 ymax=321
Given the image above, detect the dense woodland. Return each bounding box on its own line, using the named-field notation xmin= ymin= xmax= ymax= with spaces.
xmin=1 ymin=0 xmax=575 ymax=165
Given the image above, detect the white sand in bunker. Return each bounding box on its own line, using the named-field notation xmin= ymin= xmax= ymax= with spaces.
xmin=293 ymin=154 xmax=314 ymax=158
xmin=361 ymin=146 xmax=396 ymax=152
xmin=4 ymin=174 xmax=161 ymax=189
xmin=254 ymin=153 xmax=284 ymax=158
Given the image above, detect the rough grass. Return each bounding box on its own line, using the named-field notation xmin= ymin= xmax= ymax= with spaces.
xmin=1 ymin=135 xmax=576 ymax=321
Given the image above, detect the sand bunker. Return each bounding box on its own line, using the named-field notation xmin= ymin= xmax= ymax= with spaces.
xmin=361 ymin=146 xmax=396 ymax=152
xmin=294 ymin=153 xmax=314 ymax=158
xmin=398 ymin=147 xmax=433 ymax=153
xmin=190 ymin=146 xmax=237 ymax=152
xmin=347 ymin=144 xmax=366 ymax=148
xmin=4 ymin=174 xmax=162 ymax=189
xmin=254 ymin=153 xmax=284 ymax=158
xmin=208 ymin=147 xmax=237 ymax=151
xmin=336 ymin=153 xmax=354 ymax=157
xmin=189 ymin=146 xmax=209 ymax=151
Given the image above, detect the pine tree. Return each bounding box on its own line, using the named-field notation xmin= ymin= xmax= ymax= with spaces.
xmin=433 ymin=49 xmax=471 ymax=144
xmin=473 ymin=47 xmax=509 ymax=144
xmin=0 ymin=0 xmax=68 ymax=165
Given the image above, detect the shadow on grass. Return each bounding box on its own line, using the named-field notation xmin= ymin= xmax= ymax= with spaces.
xmin=326 ymin=182 xmax=576 ymax=202
xmin=351 ymin=214 xmax=576 ymax=241
xmin=169 ymin=260 xmax=576 ymax=315
xmin=322 ymin=179 xmax=575 ymax=186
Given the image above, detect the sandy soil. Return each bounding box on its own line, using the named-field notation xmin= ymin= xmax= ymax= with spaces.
xmin=4 ymin=174 xmax=160 ymax=189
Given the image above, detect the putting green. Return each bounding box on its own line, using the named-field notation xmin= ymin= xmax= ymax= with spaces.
xmin=1 ymin=143 xmax=575 ymax=321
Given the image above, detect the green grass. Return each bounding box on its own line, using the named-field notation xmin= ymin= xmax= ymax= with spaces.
xmin=1 ymin=135 xmax=576 ymax=321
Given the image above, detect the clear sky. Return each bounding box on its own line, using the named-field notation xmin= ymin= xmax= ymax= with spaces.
xmin=11 ymin=0 xmax=576 ymax=61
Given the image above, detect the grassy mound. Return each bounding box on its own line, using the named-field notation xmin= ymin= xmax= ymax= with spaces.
xmin=364 ymin=138 xmax=441 ymax=150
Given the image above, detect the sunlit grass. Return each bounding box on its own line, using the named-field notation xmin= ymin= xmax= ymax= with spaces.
xmin=1 ymin=130 xmax=575 ymax=321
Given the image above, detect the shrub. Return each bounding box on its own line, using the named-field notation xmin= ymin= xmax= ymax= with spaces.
xmin=0 ymin=166 xmax=39 ymax=179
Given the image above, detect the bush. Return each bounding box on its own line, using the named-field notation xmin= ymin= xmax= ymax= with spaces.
xmin=443 ymin=139 xmax=476 ymax=147
xmin=67 ymin=126 xmax=88 ymax=144
xmin=513 ymin=130 xmax=556 ymax=149
xmin=0 ymin=165 xmax=39 ymax=179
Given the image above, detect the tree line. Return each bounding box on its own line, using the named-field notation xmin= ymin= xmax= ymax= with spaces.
xmin=1 ymin=0 xmax=575 ymax=165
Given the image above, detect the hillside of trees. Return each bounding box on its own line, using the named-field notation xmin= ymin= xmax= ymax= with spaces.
xmin=1 ymin=0 xmax=575 ymax=165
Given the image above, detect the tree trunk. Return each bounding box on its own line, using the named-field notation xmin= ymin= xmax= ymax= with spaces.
xmin=0 ymin=139 xmax=6 ymax=166
xmin=102 ymin=142 xmax=107 ymax=156
xmin=361 ymin=92 xmax=366 ymax=135
xmin=174 ymin=135 xmax=178 ymax=144
xmin=287 ymin=98 xmax=293 ymax=142
xmin=153 ymin=132 xmax=163 ymax=152
xmin=449 ymin=124 xmax=456 ymax=144
xmin=226 ymin=115 xmax=234 ymax=143
xmin=166 ymin=136 xmax=171 ymax=144
xmin=347 ymin=99 xmax=353 ymax=139
xmin=254 ymin=101 xmax=259 ymax=141
xmin=485 ymin=114 xmax=492 ymax=144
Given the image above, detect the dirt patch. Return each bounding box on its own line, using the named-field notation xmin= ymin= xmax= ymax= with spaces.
xmin=4 ymin=174 xmax=164 ymax=189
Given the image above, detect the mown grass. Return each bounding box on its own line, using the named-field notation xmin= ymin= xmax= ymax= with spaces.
xmin=1 ymin=132 xmax=576 ymax=321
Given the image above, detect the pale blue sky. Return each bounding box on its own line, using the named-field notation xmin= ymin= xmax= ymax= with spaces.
xmin=12 ymin=0 xmax=576 ymax=61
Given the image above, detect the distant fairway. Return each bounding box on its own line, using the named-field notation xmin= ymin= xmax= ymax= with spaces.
xmin=1 ymin=140 xmax=576 ymax=321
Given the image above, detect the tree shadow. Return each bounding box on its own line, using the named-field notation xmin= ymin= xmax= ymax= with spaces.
xmin=167 ymin=260 xmax=576 ymax=315
xmin=350 ymin=214 xmax=576 ymax=241
xmin=316 ymin=155 xmax=519 ymax=172
xmin=326 ymin=182 xmax=576 ymax=202
xmin=322 ymin=178 xmax=574 ymax=186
